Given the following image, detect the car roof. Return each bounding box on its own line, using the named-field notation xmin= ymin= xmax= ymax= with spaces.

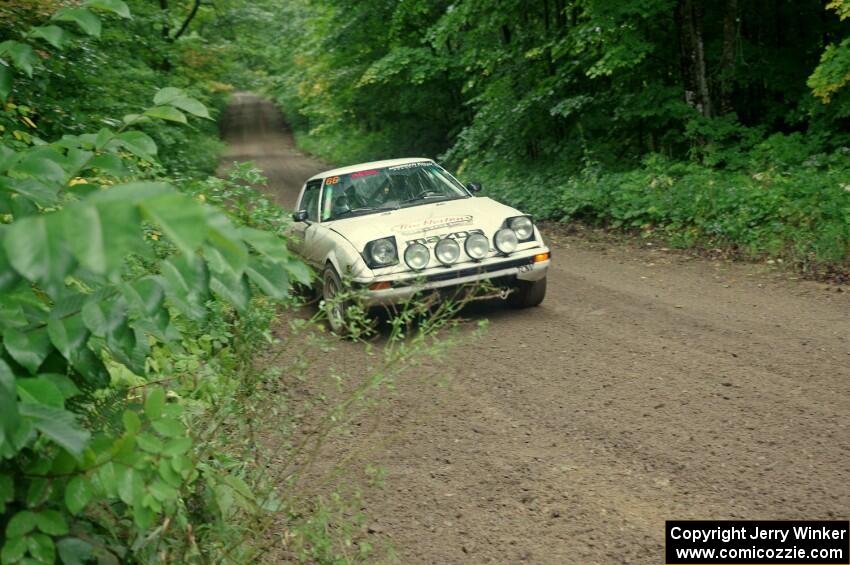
xmin=307 ymin=158 xmax=434 ymax=181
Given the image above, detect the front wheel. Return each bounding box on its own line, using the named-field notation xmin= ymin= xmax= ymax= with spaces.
xmin=322 ymin=266 xmax=348 ymax=333
xmin=507 ymin=276 xmax=547 ymax=308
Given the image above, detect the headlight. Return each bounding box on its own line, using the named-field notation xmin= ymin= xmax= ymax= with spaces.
xmin=494 ymin=228 xmax=518 ymax=254
xmin=363 ymin=237 xmax=398 ymax=268
xmin=509 ymin=216 xmax=534 ymax=241
xmin=464 ymin=233 xmax=489 ymax=260
xmin=404 ymin=243 xmax=430 ymax=270
xmin=435 ymin=238 xmax=461 ymax=265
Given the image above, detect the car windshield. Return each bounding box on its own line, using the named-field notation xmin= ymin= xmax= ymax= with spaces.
xmin=320 ymin=162 xmax=468 ymax=221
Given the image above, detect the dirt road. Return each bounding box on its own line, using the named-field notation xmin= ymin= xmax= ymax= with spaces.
xmin=221 ymin=93 xmax=850 ymax=564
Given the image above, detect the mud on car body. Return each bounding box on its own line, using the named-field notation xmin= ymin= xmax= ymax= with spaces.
xmin=288 ymin=158 xmax=551 ymax=331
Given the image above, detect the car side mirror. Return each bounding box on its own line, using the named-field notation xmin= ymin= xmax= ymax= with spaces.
xmin=466 ymin=182 xmax=482 ymax=193
xmin=292 ymin=210 xmax=308 ymax=222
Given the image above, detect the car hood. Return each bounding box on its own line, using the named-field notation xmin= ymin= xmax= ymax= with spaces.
xmin=324 ymin=196 xmax=523 ymax=251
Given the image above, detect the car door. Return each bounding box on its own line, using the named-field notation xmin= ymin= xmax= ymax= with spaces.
xmin=290 ymin=179 xmax=323 ymax=267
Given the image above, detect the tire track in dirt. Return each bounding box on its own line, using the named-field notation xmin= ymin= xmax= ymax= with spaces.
xmin=222 ymin=93 xmax=850 ymax=564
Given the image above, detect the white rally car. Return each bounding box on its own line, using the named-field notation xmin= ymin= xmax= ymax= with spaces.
xmin=290 ymin=158 xmax=551 ymax=330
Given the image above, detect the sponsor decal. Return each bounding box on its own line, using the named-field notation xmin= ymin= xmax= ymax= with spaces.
xmin=405 ymin=228 xmax=484 ymax=247
xmin=351 ymin=169 xmax=379 ymax=178
xmin=388 ymin=162 xmax=431 ymax=171
xmin=392 ymin=215 xmax=473 ymax=235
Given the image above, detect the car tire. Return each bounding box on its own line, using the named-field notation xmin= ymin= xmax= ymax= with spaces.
xmin=322 ymin=266 xmax=348 ymax=333
xmin=507 ymin=276 xmax=547 ymax=308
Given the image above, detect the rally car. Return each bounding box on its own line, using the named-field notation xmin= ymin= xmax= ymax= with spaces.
xmin=289 ymin=158 xmax=551 ymax=331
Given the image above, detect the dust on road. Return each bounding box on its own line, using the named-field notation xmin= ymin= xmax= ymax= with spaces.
xmin=222 ymin=93 xmax=850 ymax=564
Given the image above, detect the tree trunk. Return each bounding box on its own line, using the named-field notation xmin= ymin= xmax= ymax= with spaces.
xmin=159 ymin=0 xmax=170 ymax=39
xmin=173 ymin=0 xmax=202 ymax=41
xmin=719 ymin=0 xmax=738 ymax=114
xmin=677 ymin=0 xmax=712 ymax=118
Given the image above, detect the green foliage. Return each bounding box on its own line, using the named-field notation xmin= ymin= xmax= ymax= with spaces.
xmin=0 ymin=4 xmax=320 ymax=563
xmin=468 ymin=143 xmax=850 ymax=268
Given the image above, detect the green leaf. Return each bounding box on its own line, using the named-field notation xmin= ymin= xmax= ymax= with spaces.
xmin=148 ymin=479 xmax=178 ymax=502
xmin=153 ymin=87 xmax=183 ymax=105
xmin=121 ymin=277 xmax=164 ymax=317
xmin=0 ymin=474 xmax=13 ymax=513
xmin=53 ymin=8 xmax=102 ymax=37
xmin=4 ymin=213 xmax=75 ymax=297
xmin=158 ymin=459 xmax=181 ymax=488
xmin=144 ymin=106 xmax=187 ymax=124
xmin=139 ymin=193 xmax=207 ymax=256
xmin=116 ymin=466 xmax=143 ymax=506
xmin=151 ymin=418 xmax=183 ymax=438
xmin=122 ymin=410 xmax=141 ymax=434
xmin=0 ymin=360 xmax=18 ymax=453
xmin=162 ymin=437 xmax=192 ymax=456
xmin=169 ymin=97 xmax=211 ymax=119
xmin=246 ymin=256 xmax=289 ymax=299
xmin=19 ymin=404 xmax=90 ymax=457
xmin=47 ymin=315 xmax=90 ymax=362
xmin=81 ymin=299 xmax=127 ymax=339
xmin=41 ymin=374 xmax=80 ymax=400
xmin=26 ymin=477 xmax=50 ymax=507
xmin=87 ymin=153 xmax=129 ymax=177
xmin=6 ymin=510 xmax=37 ymax=537
xmin=68 ymin=347 xmax=109 ymax=388
xmin=114 ymin=131 xmax=157 ymax=162
xmin=56 ymin=538 xmax=93 ymax=565
xmin=29 ymin=25 xmax=70 ymax=49
xmin=3 ymin=327 xmax=51 ymax=374
xmin=83 ymin=0 xmax=131 ymax=18
xmin=209 ymin=271 xmax=250 ymax=312
xmin=64 ymin=200 xmax=146 ymax=277
xmin=16 ymin=377 xmax=64 ymax=408
xmin=239 ymin=227 xmax=288 ymax=260
xmin=91 ymin=181 xmax=171 ymax=204
xmin=28 ymin=532 xmax=56 ymax=563
xmin=136 ymin=432 xmax=163 ymax=453
xmin=10 ymin=153 xmax=67 ymax=184
xmin=1 ymin=536 xmax=27 ymax=563
xmin=206 ymin=211 xmax=249 ymax=276
xmin=35 ymin=509 xmax=69 ymax=535
xmin=0 ymin=41 xmax=38 ymax=77
xmin=285 ymin=258 xmax=313 ymax=285
xmin=64 ymin=476 xmax=92 ymax=515
xmin=0 ymin=64 xmax=11 ymax=101
xmin=0 ymin=245 xmax=22 ymax=293
xmin=144 ymin=388 xmax=165 ymax=420
xmin=133 ymin=503 xmax=154 ymax=529
xmin=161 ymin=255 xmax=209 ymax=320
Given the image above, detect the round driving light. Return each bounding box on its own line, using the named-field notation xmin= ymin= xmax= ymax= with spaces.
xmin=370 ymin=238 xmax=396 ymax=265
xmin=509 ymin=216 xmax=533 ymax=240
xmin=404 ymin=243 xmax=430 ymax=270
xmin=435 ymin=238 xmax=461 ymax=265
xmin=465 ymin=233 xmax=490 ymax=260
xmin=494 ymin=228 xmax=518 ymax=254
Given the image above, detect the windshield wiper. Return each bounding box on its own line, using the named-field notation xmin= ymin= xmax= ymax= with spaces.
xmin=401 ymin=192 xmax=453 ymax=205
xmin=332 ymin=205 xmax=397 ymax=219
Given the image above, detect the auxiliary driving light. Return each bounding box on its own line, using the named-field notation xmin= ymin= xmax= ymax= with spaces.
xmin=404 ymin=243 xmax=430 ymax=270
xmin=435 ymin=238 xmax=461 ymax=265
xmin=464 ymin=233 xmax=490 ymax=260
xmin=494 ymin=228 xmax=518 ymax=254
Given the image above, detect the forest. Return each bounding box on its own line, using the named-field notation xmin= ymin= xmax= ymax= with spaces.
xmin=0 ymin=0 xmax=848 ymax=563
xmin=270 ymin=0 xmax=850 ymax=272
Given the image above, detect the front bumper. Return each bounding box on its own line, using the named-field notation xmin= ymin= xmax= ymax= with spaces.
xmin=353 ymin=246 xmax=551 ymax=306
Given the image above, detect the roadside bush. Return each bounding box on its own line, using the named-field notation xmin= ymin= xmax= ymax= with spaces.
xmin=463 ymin=146 xmax=850 ymax=270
